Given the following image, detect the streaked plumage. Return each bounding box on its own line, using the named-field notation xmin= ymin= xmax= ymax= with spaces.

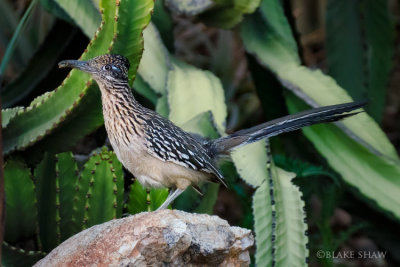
xmin=59 ymin=54 xmax=366 ymax=210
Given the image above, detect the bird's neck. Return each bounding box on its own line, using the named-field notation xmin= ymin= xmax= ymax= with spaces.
xmin=99 ymin=82 xmax=147 ymax=146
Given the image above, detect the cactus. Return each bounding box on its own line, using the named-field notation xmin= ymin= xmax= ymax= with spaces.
xmin=3 ymin=147 xmax=138 ymax=264
xmin=2 ymin=242 xmax=46 ymax=267
xmin=4 ymin=160 xmax=38 ymax=243
xmin=82 ymin=148 xmax=124 ymax=228
xmin=2 ymin=0 xmax=116 ymax=154
xmin=56 ymin=152 xmax=79 ymax=241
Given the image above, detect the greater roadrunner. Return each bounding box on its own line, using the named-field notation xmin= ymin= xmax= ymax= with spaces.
xmin=59 ymin=54 xmax=365 ymax=210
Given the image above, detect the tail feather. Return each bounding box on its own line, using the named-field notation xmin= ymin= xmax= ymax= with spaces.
xmin=207 ymin=101 xmax=366 ymax=157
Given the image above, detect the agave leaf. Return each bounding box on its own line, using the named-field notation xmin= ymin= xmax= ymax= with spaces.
xmin=137 ymin=23 xmax=170 ymax=95
xmin=4 ymin=160 xmax=38 ymax=243
xmin=272 ymin=166 xmax=308 ymax=266
xmin=152 ymin=0 xmax=174 ymax=51
xmin=240 ymin=0 xmax=400 ymax=220
xmin=40 ymin=0 xmax=74 ymax=25
xmin=165 ymin=0 xmax=214 ymax=15
xmin=325 ymin=0 xmax=366 ymax=101
xmin=155 ymin=94 xmax=169 ymax=118
xmin=133 ymin=74 xmax=158 ymax=105
xmin=231 ymin=142 xmax=268 ymax=188
xmin=0 ymin=0 xmax=36 ymax=69
xmin=240 ymin=1 xmax=397 ymax=160
xmin=326 ymin=0 xmax=395 ymax=123
xmin=287 ymin=95 xmax=400 ymax=221
xmin=0 ymin=0 xmax=40 ymax=77
xmin=253 ymin=181 xmax=273 ymax=266
xmin=237 ymin=139 xmax=308 ymax=266
xmin=363 ymin=0 xmax=395 ymax=122
xmin=180 ymin=111 xmax=220 ymax=140
xmin=54 ymin=0 xmax=101 ymax=38
xmin=2 ymin=22 xmax=75 ymax=108
xmin=165 ymin=0 xmax=261 ymax=29
xmin=167 ymin=59 xmax=227 ymax=133
xmin=200 ymin=0 xmax=261 ymax=29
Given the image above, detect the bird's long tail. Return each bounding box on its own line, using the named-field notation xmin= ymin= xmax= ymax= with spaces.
xmin=207 ymin=101 xmax=366 ymax=157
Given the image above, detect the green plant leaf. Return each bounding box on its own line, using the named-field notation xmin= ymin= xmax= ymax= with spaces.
xmin=287 ymin=95 xmax=400 ymax=220
xmin=2 ymin=242 xmax=46 ymax=267
xmin=40 ymin=0 xmax=74 ymax=25
xmin=149 ymin=188 xmax=169 ymax=211
xmin=240 ymin=0 xmax=400 ymax=220
xmin=240 ymin=1 xmax=397 ymax=161
xmin=72 ymin=151 xmax=100 ymax=231
xmin=2 ymin=22 xmax=75 ymax=108
xmin=167 ymin=59 xmax=227 ymax=133
xmin=132 ymin=74 xmax=158 ymax=105
xmin=83 ymin=148 xmax=124 ymax=228
xmin=2 ymin=107 xmax=23 ymax=128
xmin=325 ymin=0 xmax=366 ymax=101
xmin=253 ymin=181 xmax=273 ymax=266
xmin=54 ymin=0 xmax=101 ymax=38
xmin=127 ymin=180 xmax=169 ymax=213
xmin=194 ymin=183 xmax=219 ymax=214
xmin=166 ymin=0 xmax=261 ymax=29
xmin=126 ymin=180 xmax=149 ymax=213
xmin=272 ymin=166 xmax=308 ymax=266
xmin=325 ymin=0 xmax=395 ymax=123
xmin=2 ymin=0 xmax=116 ymax=154
xmin=56 ymin=152 xmax=79 ymax=241
xmin=34 ymin=153 xmax=60 ymax=252
xmin=4 ymin=160 xmax=38 ymax=243
xmin=111 ymin=151 xmax=125 ymax=218
xmin=273 ymin=154 xmax=339 ymax=184
xmin=137 ymin=22 xmax=170 ymax=95
xmin=363 ymin=0 xmax=395 ymax=122
xmin=111 ymin=0 xmax=154 ymax=85
xmin=0 ymin=0 xmax=40 ymax=77
xmin=180 ymin=111 xmax=220 ymax=139
xmin=241 ymin=140 xmax=308 ymax=266
xmin=231 ymin=141 xmax=268 ymax=188
xmin=152 ymin=0 xmax=174 ymax=51
xmin=165 ymin=0 xmax=213 ymax=15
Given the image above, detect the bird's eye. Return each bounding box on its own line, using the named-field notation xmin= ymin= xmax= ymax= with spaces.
xmin=103 ymin=64 xmax=121 ymax=73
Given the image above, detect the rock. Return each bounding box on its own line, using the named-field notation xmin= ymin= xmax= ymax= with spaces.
xmin=34 ymin=210 xmax=254 ymax=267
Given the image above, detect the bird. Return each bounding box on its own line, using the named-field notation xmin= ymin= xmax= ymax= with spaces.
xmin=59 ymin=54 xmax=365 ymax=210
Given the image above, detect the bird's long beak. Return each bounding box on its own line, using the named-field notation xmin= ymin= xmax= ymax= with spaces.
xmin=58 ymin=60 xmax=95 ymax=73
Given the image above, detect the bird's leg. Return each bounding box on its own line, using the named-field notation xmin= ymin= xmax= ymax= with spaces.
xmin=157 ymin=188 xmax=184 ymax=210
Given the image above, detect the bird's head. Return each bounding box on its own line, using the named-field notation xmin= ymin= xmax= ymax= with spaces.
xmin=58 ymin=54 xmax=130 ymax=90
